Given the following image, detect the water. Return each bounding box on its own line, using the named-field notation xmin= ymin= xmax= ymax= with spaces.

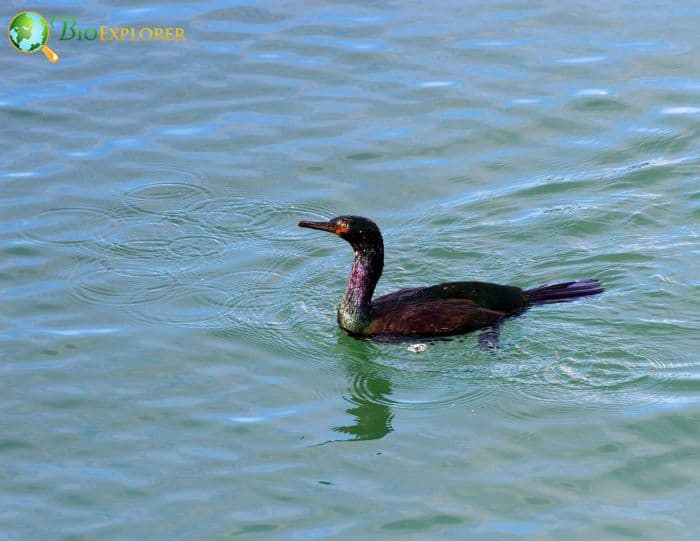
xmin=2 ymin=1 xmax=699 ymax=539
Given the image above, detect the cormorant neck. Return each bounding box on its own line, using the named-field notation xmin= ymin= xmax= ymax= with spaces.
xmin=338 ymin=243 xmax=383 ymax=334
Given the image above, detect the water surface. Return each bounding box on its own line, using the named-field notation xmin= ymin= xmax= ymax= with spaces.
xmin=1 ymin=1 xmax=699 ymax=539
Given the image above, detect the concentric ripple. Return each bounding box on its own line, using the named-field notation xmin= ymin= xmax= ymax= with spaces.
xmin=23 ymin=207 xmax=116 ymax=246
xmin=222 ymin=269 xmax=285 ymax=323
xmin=489 ymin=325 xmax=666 ymax=418
xmin=71 ymin=262 xmax=176 ymax=307
xmin=185 ymin=195 xmax=343 ymax=243
xmin=283 ymin=259 xmax=345 ymax=346
xmin=167 ymin=234 xmax=227 ymax=259
xmin=246 ymin=201 xmax=346 ymax=242
xmin=93 ymin=216 xmax=227 ymax=274
xmin=131 ymin=284 xmax=234 ymax=327
xmin=345 ymin=364 xmax=498 ymax=411
xmin=122 ymin=163 xmax=210 ymax=216
xmin=184 ymin=195 xmax=261 ymax=237
xmin=216 ymin=267 xmax=326 ymax=358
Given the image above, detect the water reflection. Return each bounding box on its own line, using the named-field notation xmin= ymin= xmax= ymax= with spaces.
xmin=333 ymin=369 xmax=394 ymax=441
xmin=330 ymin=338 xmax=394 ymax=442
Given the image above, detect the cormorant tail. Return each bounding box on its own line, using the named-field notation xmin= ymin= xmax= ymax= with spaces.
xmin=524 ymin=279 xmax=603 ymax=305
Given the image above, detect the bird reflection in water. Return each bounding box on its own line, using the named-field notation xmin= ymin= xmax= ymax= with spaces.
xmin=316 ymin=337 xmax=395 ymax=444
xmin=332 ymin=372 xmax=393 ymax=441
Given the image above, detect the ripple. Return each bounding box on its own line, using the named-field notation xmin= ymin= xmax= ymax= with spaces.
xmin=94 ymin=216 xmax=226 ymax=272
xmin=186 ymin=195 xmax=343 ymax=243
xmin=218 ymin=268 xmax=324 ymax=358
xmin=72 ymin=263 xmax=176 ymax=307
xmin=122 ymin=163 xmax=210 ymax=216
xmin=224 ymin=269 xmax=284 ymax=320
xmin=495 ymin=331 xmax=664 ymax=417
xmin=551 ymin=356 xmax=650 ymax=391
xmin=131 ymin=284 xmax=233 ymax=327
xmin=24 ymin=207 xmax=115 ymax=246
xmin=323 ymin=333 xmax=512 ymax=412
xmin=168 ymin=234 xmax=226 ymax=258
xmin=247 ymin=205 xmax=326 ymax=242
xmin=313 ymin=310 xmax=675 ymax=416
xmin=98 ymin=219 xmax=173 ymax=255
xmin=125 ymin=182 xmax=210 ymax=213
xmin=284 ymin=259 xmax=341 ymax=325
xmin=347 ymin=365 xmax=496 ymax=411
xmin=204 ymin=253 xmax=343 ymax=363
xmin=185 ymin=196 xmax=262 ymax=238
xmin=250 ymin=201 xmax=337 ymax=240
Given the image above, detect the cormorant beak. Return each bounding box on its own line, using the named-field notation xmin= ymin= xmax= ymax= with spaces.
xmin=298 ymin=220 xmax=348 ymax=236
xmin=298 ymin=220 xmax=332 ymax=232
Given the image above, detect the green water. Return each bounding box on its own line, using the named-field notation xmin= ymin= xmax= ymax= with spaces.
xmin=2 ymin=1 xmax=699 ymax=539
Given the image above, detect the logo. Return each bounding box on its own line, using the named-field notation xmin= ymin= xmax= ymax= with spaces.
xmin=8 ymin=11 xmax=186 ymax=63
xmin=7 ymin=11 xmax=59 ymax=63
xmin=52 ymin=17 xmax=186 ymax=42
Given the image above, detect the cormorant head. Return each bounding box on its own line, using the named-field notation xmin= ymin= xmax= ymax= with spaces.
xmin=298 ymin=215 xmax=383 ymax=252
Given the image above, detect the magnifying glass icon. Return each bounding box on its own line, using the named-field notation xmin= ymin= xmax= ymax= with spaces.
xmin=8 ymin=11 xmax=60 ymax=63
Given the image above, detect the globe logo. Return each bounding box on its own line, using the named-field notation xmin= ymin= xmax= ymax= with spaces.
xmin=7 ymin=11 xmax=59 ymax=63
